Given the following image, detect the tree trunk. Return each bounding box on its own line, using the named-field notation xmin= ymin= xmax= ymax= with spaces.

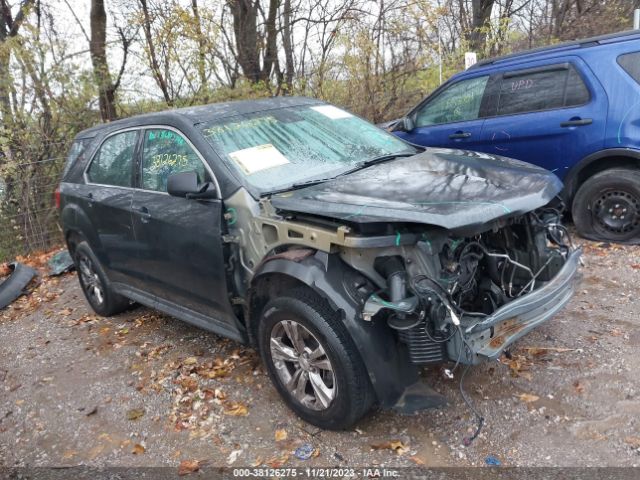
xmin=191 ymin=0 xmax=208 ymax=99
xmin=89 ymin=0 xmax=117 ymax=121
xmin=228 ymin=0 xmax=261 ymax=82
xmin=281 ymin=0 xmax=294 ymax=90
xmin=139 ymin=0 xmax=173 ymax=105
xmin=467 ymin=0 xmax=494 ymax=53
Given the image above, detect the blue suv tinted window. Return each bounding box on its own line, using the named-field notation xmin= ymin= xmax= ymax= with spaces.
xmin=415 ymin=75 xmax=489 ymax=126
xmin=497 ymin=64 xmax=589 ymax=116
xmin=86 ymin=130 xmax=137 ymax=187
xmin=617 ymin=52 xmax=640 ymax=85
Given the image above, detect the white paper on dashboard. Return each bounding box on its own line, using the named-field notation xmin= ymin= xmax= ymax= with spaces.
xmin=229 ymin=144 xmax=290 ymax=175
xmin=310 ymin=105 xmax=353 ymax=119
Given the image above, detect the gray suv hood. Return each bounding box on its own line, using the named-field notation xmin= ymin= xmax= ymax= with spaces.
xmin=270 ymin=148 xmax=563 ymax=231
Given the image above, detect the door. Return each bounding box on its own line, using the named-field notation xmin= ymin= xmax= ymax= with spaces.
xmin=81 ymin=130 xmax=139 ymax=284
xmin=477 ymin=59 xmax=607 ymax=179
xmin=396 ymin=74 xmax=490 ymax=149
xmin=130 ymin=127 xmax=236 ymax=327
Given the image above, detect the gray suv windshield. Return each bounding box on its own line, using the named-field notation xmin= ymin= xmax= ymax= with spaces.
xmin=198 ymin=105 xmax=414 ymax=193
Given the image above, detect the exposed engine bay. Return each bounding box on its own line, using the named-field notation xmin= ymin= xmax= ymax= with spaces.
xmin=357 ymin=206 xmax=576 ymax=365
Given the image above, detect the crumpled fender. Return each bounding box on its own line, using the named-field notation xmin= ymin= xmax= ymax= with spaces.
xmin=252 ymin=251 xmax=419 ymax=407
xmin=0 ymin=263 xmax=37 ymax=310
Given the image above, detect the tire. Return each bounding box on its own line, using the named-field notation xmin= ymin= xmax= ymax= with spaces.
xmin=74 ymin=241 xmax=130 ymax=317
xmin=572 ymin=168 xmax=640 ymax=243
xmin=257 ymin=288 xmax=374 ymax=430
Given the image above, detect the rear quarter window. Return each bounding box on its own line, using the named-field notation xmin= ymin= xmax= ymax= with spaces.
xmin=618 ymin=52 xmax=640 ymax=85
xmin=497 ymin=64 xmax=589 ymax=116
xmin=62 ymin=138 xmax=91 ymax=178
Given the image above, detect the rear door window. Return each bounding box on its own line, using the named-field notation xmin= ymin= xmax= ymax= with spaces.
xmin=86 ymin=130 xmax=138 ymax=187
xmin=140 ymin=128 xmax=208 ymax=192
xmin=618 ymin=52 xmax=640 ymax=85
xmin=415 ymin=75 xmax=489 ymax=126
xmin=497 ymin=64 xmax=589 ymax=116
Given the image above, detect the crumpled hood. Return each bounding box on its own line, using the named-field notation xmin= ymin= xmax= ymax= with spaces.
xmin=270 ymin=148 xmax=563 ymax=231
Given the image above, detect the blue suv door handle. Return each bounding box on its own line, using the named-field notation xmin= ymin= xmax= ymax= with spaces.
xmin=560 ymin=118 xmax=592 ymax=127
xmin=449 ymin=131 xmax=472 ymax=139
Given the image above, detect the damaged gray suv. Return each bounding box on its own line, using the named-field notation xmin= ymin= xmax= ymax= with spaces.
xmin=58 ymin=97 xmax=581 ymax=429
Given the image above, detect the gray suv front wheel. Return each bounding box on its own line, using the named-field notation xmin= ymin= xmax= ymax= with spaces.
xmin=257 ymin=288 xmax=374 ymax=430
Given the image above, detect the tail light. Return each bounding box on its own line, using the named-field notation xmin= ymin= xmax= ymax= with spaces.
xmin=54 ymin=186 xmax=61 ymax=210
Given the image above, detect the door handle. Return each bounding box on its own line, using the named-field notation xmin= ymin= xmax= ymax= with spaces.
xmin=84 ymin=192 xmax=94 ymax=207
xmin=560 ymin=118 xmax=592 ymax=127
xmin=134 ymin=205 xmax=151 ymax=223
xmin=449 ymin=131 xmax=472 ymax=139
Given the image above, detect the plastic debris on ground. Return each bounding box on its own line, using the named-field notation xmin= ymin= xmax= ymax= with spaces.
xmin=294 ymin=443 xmax=314 ymax=460
xmin=485 ymin=455 xmax=502 ymax=466
xmin=0 ymin=263 xmax=37 ymax=309
xmin=47 ymin=250 xmax=75 ymax=276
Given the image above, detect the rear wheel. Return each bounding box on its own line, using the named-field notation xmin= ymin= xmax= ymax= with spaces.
xmin=257 ymin=289 xmax=374 ymax=430
xmin=74 ymin=242 xmax=130 ymax=316
xmin=572 ymin=168 xmax=640 ymax=242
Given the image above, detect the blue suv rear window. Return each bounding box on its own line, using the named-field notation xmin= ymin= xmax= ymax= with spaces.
xmin=618 ymin=52 xmax=640 ymax=85
xmin=497 ymin=64 xmax=589 ymax=116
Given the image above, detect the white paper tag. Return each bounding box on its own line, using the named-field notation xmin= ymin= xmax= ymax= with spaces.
xmin=229 ymin=144 xmax=290 ymax=175
xmin=310 ymin=105 xmax=353 ymax=120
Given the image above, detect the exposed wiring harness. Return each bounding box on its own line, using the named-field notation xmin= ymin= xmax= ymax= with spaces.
xmin=460 ymin=361 xmax=485 ymax=447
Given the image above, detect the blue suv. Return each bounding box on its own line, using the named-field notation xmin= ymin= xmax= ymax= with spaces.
xmin=392 ymin=30 xmax=640 ymax=243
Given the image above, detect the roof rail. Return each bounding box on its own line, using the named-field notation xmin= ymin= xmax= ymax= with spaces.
xmin=470 ymin=30 xmax=640 ymax=69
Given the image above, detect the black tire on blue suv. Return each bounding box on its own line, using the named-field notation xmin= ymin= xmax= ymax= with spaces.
xmin=572 ymin=168 xmax=640 ymax=243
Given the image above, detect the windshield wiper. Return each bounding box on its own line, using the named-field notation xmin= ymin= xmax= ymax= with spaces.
xmin=265 ymin=151 xmax=418 ymax=197
xmin=358 ymin=151 xmax=416 ymax=168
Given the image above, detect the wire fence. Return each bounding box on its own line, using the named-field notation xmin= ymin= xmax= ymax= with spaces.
xmin=0 ymin=150 xmax=68 ymax=263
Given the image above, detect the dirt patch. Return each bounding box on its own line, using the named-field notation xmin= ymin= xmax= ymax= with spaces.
xmin=1 ymin=240 xmax=639 ymax=469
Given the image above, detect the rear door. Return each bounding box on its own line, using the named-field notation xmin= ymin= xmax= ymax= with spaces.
xmin=81 ymin=130 xmax=139 ymax=283
xmin=130 ymin=127 xmax=238 ymax=332
xmin=477 ymin=59 xmax=607 ymax=179
xmin=396 ymin=74 xmax=491 ymax=149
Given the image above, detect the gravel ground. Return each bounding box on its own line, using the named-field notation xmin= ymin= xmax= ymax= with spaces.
xmin=1 ymin=239 xmax=639 ymax=470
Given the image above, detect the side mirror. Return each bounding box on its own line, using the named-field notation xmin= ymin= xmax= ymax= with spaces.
xmin=402 ymin=116 xmax=415 ymax=132
xmin=167 ymin=171 xmax=199 ymax=197
xmin=167 ymin=171 xmax=216 ymax=199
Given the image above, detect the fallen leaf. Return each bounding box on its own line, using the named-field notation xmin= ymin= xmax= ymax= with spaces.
xmin=573 ymin=380 xmax=585 ymax=394
xmin=517 ymin=393 xmax=540 ymax=403
xmin=624 ymin=437 xmax=640 ymax=448
xmin=132 ymin=444 xmax=146 ymax=455
xmin=409 ymin=455 xmax=426 ymax=465
xmin=266 ymin=453 xmax=290 ymax=468
xmin=523 ymin=347 xmax=575 ymax=355
xmin=223 ymin=402 xmax=248 ymax=416
xmin=275 ymin=428 xmax=288 ymax=442
xmin=371 ymin=440 xmax=409 ymax=455
xmin=631 ymin=264 xmax=640 ymax=270
xmin=178 ymin=459 xmax=200 ymax=475
xmin=183 ymin=357 xmax=198 ymax=365
xmin=0 ymin=263 xmax=10 ymax=277
xmin=126 ymin=408 xmax=145 ymax=421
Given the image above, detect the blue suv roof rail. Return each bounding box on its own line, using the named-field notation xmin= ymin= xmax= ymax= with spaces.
xmin=470 ymin=29 xmax=640 ymax=69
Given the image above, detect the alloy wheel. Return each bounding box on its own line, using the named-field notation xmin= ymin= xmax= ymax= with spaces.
xmin=77 ymin=253 xmax=105 ymax=306
xmin=269 ymin=319 xmax=336 ymax=411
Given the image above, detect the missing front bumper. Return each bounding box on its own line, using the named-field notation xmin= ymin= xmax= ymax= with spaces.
xmin=449 ymin=247 xmax=582 ymax=364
